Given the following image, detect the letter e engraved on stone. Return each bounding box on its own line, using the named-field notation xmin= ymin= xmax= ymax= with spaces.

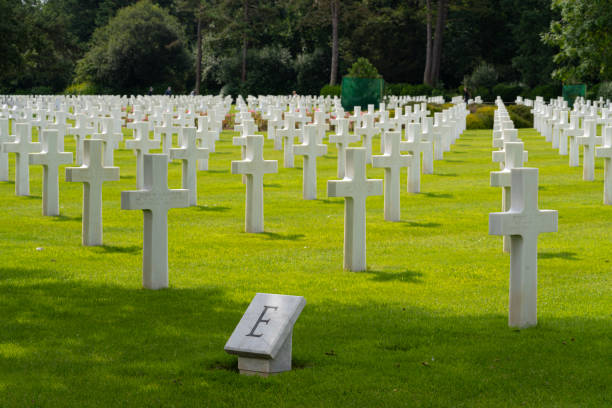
xmin=246 ymin=305 xmax=278 ymax=338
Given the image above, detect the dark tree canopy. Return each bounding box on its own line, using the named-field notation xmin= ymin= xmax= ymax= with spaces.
xmin=74 ymin=0 xmax=192 ymax=94
xmin=0 ymin=0 xmax=596 ymax=97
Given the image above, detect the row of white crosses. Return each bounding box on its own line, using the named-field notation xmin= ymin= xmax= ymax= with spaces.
xmin=488 ymin=100 xmax=558 ymax=329
xmin=531 ymin=96 xmax=611 ymax=204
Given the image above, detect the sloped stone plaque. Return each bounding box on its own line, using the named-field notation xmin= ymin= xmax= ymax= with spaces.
xmin=225 ymin=293 xmax=306 ymax=376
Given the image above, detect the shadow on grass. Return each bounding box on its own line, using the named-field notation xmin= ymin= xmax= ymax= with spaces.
xmin=402 ymin=221 xmax=441 ymax=228
xmin=120 ymin=175 xmax=135 ymax=180
xmin=24 ymin=195 xmax=41 ymax=199
xmin=196 ymin=205 xmax=230 ymax=212
xmin=318 ymin=199 xmax=343 ymax=205
xmin=260 ymin=232 xmax=305 ymax=241
xmin=93 ymin=245 xmax=141 ymax=254
xmin=0 ymin=267 xmax=608 ymax=406
xmin=363 ymin=269 xmax=423 ymax=283
xmin=444 ymin=159 xmax=465 ymax=163
xmin=539 ymin=251 xmax=580 ymax=260
xmin=422 ymin=192 xmax=453 ymax=199
xmin=206 ymin=169 xmax=229 ymax=174
xmin=264 ymin=184 xmax=282 ymax=188
xmin=434 ymin=172 xmax=458 ymax=177
xmin=52 ymin=214 xmax=82 ymax=222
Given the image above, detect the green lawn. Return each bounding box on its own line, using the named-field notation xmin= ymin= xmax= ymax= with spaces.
xmin=0 ymin=124 xmax=610 ymax=407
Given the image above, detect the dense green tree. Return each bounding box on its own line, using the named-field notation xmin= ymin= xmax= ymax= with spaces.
xmin=544 ymin=0 xmax=612 ymax=83
xmin=75 ymin=0 xmax=191 ymax=94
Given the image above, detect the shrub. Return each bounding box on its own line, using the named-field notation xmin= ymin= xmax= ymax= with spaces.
xmin=474 ymin=106 xmax=496 ymax=128
xmin=469 ymin=63 xmax=498 ymax=90
xmin=492 ymin=83 xmax=524 ymax=102
xmin=346 ymin=57 xmax=381 ymax=78
xmin=507 ymin=104 xmax=533 ymax=124
xmin=597 ymin=82 xmax=612 ymax=100
xmin=524 ymin=84 xmax=561 ymax=101
xmin=64 ymin=82 xmax=103 ymax=95
xmin=321 ymin=84 xmax=341 ymax=97
xmin=466 ymin=114 xmax=487 ymax=129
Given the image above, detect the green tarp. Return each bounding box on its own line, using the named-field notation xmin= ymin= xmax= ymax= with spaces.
xmin=562 ymin=84 xmax=586 ymax=108
xmin=341 ymin=77 xmax=384 ymax=111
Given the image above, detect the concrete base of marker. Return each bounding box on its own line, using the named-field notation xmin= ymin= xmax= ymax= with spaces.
xmin=237 ymin=332 xmax=293 ymax=377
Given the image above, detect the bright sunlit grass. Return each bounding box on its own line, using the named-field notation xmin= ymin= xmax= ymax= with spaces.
xmin=0 ymin=125 xmax=610 ymax=407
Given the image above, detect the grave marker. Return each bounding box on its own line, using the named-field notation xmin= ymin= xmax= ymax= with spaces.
xmin=489 ymin=168 xmax=558 ymax=328
xmin=328 ymin=148 xmax=383 ymax=271
xmin=29 ymin=130 xmax=73 ymax=216
xmin=121 ymin=154 xmax=189 ymax=289
xmin=596 ymin=127 xmax=612 ymax=205
xmin=372 ymin=132 xmax=412 ymax=221
xmin=170 ymin=127 xmax=209 ymax=206
xmin=65 ymin=139 xmax=120 ymax=246
xmin=293 ymin=124 xmax=327 ymax=200
xmin=126 ymin=122 xmax=159 ymax=189
xmin=2 ymin=123 xmax=41 ymax=196
xmin=231 ymin=135 xmax=278 ymax=233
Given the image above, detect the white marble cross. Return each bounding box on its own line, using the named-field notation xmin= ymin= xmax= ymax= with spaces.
xmin=2 ymin=123 xmax=41 ymax=196
xmin=491 ymin=142 xmax=527 ymax=252
xmin=97 ymin=117 xmax=123 ymax=167
xmin=0 ymin=118 xmax=14 ymax=181
xmin=68 ymin=114 xmax=94 ymax=165
xmin=231 ymin=135 xmax=278 ymax=233
xmin=400 ymin=123 xmax=425 ymax=193
xmin=276 ymin=114 xmax=299 ymax=168
xmin=196 ymin=116 xmax=216 ymax=171
xmin=372 ymin=132 xmax=412 ymax=221
xmin=327 ymin=148 xmax=383 ymax=271
xmin=270 ymin=109 xmax=286 ymax=150
xmin=48 ymin=111 xmax=67 ymax=151
xmin=126 ymin=121 xmax=160 ymax=189
xmin=65 ymin=139 xmax=120 ymax=246
xmin=121 ymin=154 xmax=189 ymax=289
xmin=154 ymin=113 xmax=179 ymax=160
xmin=293 ymin=124 xmax=327 ymax=200
xmin=329 ymin=118 xmax=360 ymax=178
xmin=577 ymin=119 xmax=602 ymax=181
xmin=170 ymin=127 xmax=209 ymax=206
xmin=596 ymin=126 xmax=612 ymax=205
xmin=29 ymin=130 xmax=73 ymax=216
xmin=313 ymin=111 xmax=329 ymax=144
xmin=489 ymin=168 xmax=558 ymax=329
xmin=355 ymin=113 xmax=378 ymax=165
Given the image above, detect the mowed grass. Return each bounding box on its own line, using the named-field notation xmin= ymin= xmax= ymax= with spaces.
xmin=0 ymin=122 xmax=610 ymax=407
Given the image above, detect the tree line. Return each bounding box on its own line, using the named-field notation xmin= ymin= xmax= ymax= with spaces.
xmin=0 ymin=0 xmax=609 ymax=98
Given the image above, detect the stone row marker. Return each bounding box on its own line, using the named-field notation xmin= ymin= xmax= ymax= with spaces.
xmin=66 ymin=139 xmax=120 ymax=246
xmin=225 ymin=293 xmax=306 ymax=377
xmin=328 ymin=147 xmax=383 ymax=271
xmin=121 ymin=154 xmax=189 ymax=290
xmin=231 ymin=135 xmax=278 ymax=233
xmin=29 ymin=130 xmax=73 ymax=216
xmin=489 ymin=168 xmax=558 ymax=329
xmin=2 ymin=123 xmax=41 ymax=196
xmin=596 ymin=127 xmax=612 ymax=205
